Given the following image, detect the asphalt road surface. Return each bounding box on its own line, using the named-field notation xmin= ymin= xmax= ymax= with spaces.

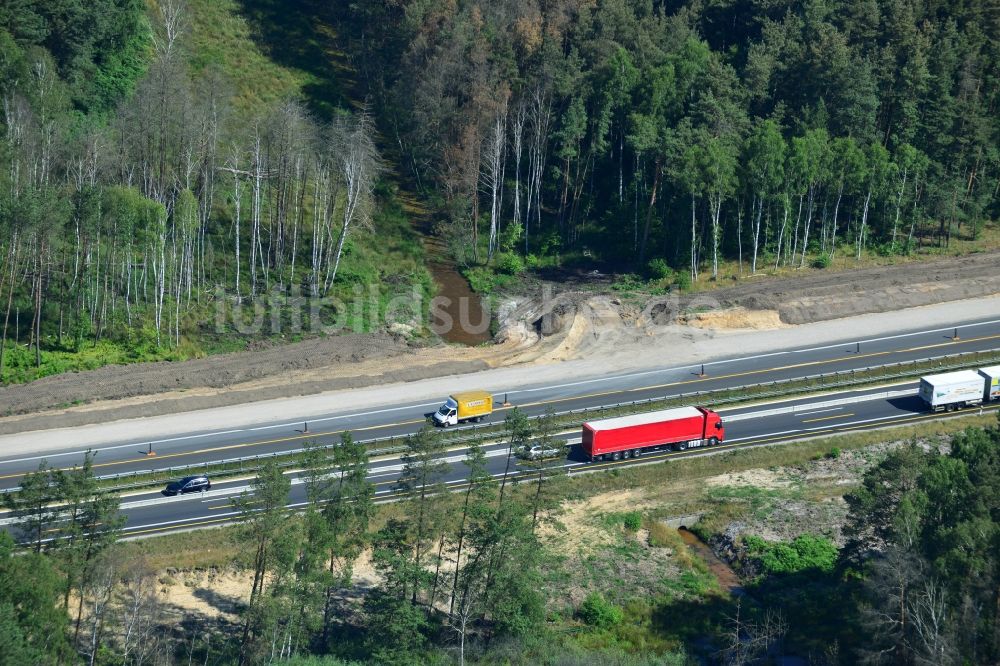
xmin=2 ymin=372 xmax=998 ymax=542
xmin=1 ymin=315 xmax=997 ymax=490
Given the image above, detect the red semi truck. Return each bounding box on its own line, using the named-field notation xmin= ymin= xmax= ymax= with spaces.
xmin=582 ymin=406 xmax=725 ymax=462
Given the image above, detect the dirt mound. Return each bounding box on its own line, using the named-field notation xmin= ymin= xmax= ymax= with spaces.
xmin=682 ymin=307 xmax=785 ymax=330
xmin=680 ymin=250 xmax=1000 ymax=324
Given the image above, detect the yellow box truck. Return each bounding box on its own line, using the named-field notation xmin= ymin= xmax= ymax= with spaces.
xmin=433 ymin=391 xmax=493 ymax=426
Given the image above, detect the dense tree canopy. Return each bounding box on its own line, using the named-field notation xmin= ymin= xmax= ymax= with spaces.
xmin=843 ymin=422 xmax=1000 ymax=664
xmin=343 ymin=0 xmax=1000 ymax=274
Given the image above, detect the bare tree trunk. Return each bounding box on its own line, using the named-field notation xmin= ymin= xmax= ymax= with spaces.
xmin=752 ymin=195 xmax=763 ymax=273
xmin=774 ymin=195 xmax=789 ymax=269
xmin=710 ymin=194 xmax=722 ymax=279
xmin=799 ymin=185 xmax=815 ymax=268
xmin=483 ymin=103 xmax=508 ymax=260
xmin=892 ymin=167 xmax=908 ymax=249
xmin=0 ymin=234 xmax=18 ymax=376
xmin=638 ymin=159 xmax=661 ymax=265
xmin=830 ymin=184 xmax=843 ymax=259
xmin=856 ymin=189 xmax=872 ymax=260
xmin=690 ymin=194 xmax=698 ymax=281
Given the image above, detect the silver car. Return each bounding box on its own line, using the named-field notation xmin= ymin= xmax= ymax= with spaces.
xmin=519 ymin=443 xmax=563 ymax=461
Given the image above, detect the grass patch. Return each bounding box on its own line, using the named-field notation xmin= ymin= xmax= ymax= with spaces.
xmin=599 ymin=510 xmax=643 ymax=533
xmin=187 ymin=0 xmax=310 ymax=115
xmin=463 ymin=265 xmax=518 ymax=295
xmin=119 ymin=526 xmax=242 ymax=571
xmin=0 ymin=339 xmax=189 ymax=385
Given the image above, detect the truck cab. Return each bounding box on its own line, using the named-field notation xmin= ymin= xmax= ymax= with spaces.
xmin=434 ymin=398 xmax=460 ymax=426
xmin=705 ymin=409 xmax=725 ymax=443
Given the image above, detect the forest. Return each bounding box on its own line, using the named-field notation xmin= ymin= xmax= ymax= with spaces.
xmin=0 ymin=0 xmax=401 ymax=384
xmin=350 ymin=0 xmax=1000 ymax=278
xmin=0 ymin=0 xmax=999 ymax=382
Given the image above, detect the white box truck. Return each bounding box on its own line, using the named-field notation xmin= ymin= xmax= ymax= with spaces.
xmin=918 ymin=370 xmax=986 ymax=412
xmin=979 ymin=365 xmax=1000 ymax=402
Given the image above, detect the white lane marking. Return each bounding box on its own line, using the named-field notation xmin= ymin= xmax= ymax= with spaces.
xmin=5 ymin=318 xmax=997 ymax=467
xmin=725 ymin=430 xmax=801 ymax=443
xmin=505 ymin=318 xmax=1000 ymax=396
xmin=802 ymin=412 xmax=912 ymax=431
xmin=796 ymin=407 xmax=843 ymax=416
xmin=121 ymin=511 xmax=241 ymax=532
xmin=0 ymin=430 xmax=248 ymax=464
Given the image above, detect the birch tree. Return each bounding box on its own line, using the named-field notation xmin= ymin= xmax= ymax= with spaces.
xmin=327 ymin=111 xmax=381 ymax=288
xmin=744 ymin=120 xmax=785 ymax=273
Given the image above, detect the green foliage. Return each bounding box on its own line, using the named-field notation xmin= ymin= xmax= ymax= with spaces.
xmin=500 ymin=221 xmax=524 ymax=253
xmin=812 ymin=252 xmax=832 ymax=269
xmin=0 ymin=0 xmax=147 ymax=112
xmin=645 ymin=258 xmax=673 ymax=281
xmin=578 ymin=592 xmax=624 ymax=628
xmin=464 ymin=265 xmax=515 ymax=295
xmin=744 ymin=534 xmax=838 ymax=575
xmin=281 ymin=658 xmax=365 ymax=666
xmin=673 ymin=271 xmax=691 ymax=291
xmin=611 ymin=274 xmax=645 ymax=292
xmin=825 ymin=447 xmax=841 ymax=459
xmin=622 ymin=511 xmax=642 ymax=532
xmin=840 ymin=426 xmax=1000 ymax=663
xmin=495 ymin=251 xmax=526 ymax=276
xmin=0 ymin=532 xmax=70 ymax=663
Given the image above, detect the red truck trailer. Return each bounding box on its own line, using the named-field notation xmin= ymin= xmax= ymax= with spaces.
xmin=582 ymin=406 xmax=725 ymax=462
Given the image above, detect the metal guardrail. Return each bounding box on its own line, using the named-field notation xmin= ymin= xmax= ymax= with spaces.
xmin=7 ymin=346 xmax=1000 ymax=497
xmin=723 ymin=388 xmax=919 ymax=422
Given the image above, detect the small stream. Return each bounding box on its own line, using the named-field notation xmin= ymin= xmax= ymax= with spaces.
xmin=677 ymin=527 xmax=745 ymax=596
xmin=428 ymin=259 xmax=492 ymax=346
xmin=419 ymin=225 xmax=491 ymax=345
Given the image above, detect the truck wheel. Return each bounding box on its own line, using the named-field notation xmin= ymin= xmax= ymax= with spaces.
xmin=632 ymin=449 xmax=641 ymax=458
xmin=709 ymin=437 xmax=719 ymax=447
xmin=676 ymin=441 xmax=688 ymax=451
xmin=612 ymin=451 xmax=622 ymax=461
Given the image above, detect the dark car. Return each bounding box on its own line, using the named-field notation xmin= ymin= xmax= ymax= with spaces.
xmin=163 ymin=474 xmax=211 ymax=496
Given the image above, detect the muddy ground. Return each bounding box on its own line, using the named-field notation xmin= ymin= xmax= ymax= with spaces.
xmin=1 ymin=250 xmax=997 ymax=430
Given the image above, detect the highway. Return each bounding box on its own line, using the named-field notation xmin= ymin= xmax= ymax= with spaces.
xmin=1 ymin=315 xmax=998 ymax=493
xmin=0 ymin=316 xmax=996 ymax=541
xmin=68 ymin=381 xmax=1000 ymax=540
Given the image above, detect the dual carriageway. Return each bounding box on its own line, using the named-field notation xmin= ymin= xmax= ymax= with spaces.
xmin=1 ymin=316 xmax=999 ymax=540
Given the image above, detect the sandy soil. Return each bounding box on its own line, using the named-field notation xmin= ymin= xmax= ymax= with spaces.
xmin=159 ymin=568 xmax=250 ymax=623
xmin=539 ymin=488 xmax=654 ymax=554
xmin=0 ymin=249 xmax=998 ymax=435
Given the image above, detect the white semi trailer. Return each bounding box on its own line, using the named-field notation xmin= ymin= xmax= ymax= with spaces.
xmin=918 ymin=370 xmax=986 ymax=412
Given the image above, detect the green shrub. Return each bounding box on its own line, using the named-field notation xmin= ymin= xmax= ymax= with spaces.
xmin=500 ymin=221 xmax=523 ymax=253
xmin=611 ymin=274 xmax=644 ymax=292
xmin=622 ymin=511 xmax=642 ymax=532
xmin=578 ymin=592 xmax=623 ymax=628
xmin=744 ymin=534 xmax=838 ymax=575
xmin=812 ymin=252 xmax=832 ymax=269
xmin=825 ymin=447 xmax=841 ymax=459
xmin=674 ymin=271 xmax=691 ymax=291
xmin=645 ymin=258 xmax=672 ymax=281
xmin=495 ymin=252 xmax=525 ymax=275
